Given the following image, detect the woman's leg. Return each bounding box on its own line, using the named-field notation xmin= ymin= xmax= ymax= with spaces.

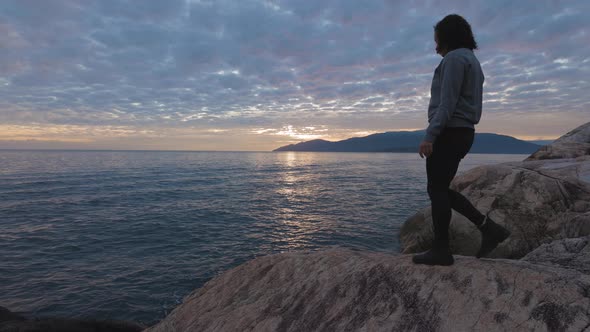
xmin=448 ymin=189 xmax=485 ymax=226
xmin=426 ymin=128 xmax=479 ymax=247
xmin=413 ymin=130 xmax=461 ymax=265
xmin=426 ymin=134 xmax=459 ymax=249
xmin=444 ymin=128 xmax=486 ymax=226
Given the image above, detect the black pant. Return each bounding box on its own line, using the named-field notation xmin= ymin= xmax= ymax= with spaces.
xmin=426 ymin=127 xmax=484 ymax=247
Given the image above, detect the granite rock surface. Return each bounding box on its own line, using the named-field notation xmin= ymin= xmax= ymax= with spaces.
xmin=145 ymin=248 xmax=590 ymax=332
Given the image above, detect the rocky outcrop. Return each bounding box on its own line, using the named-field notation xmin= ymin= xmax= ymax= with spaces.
xmin=145 ymin=248 xmax=590 ymax=332
xmin=521 ymin=235 xmax=590 ymax=274
xmin=0 ymin=306 xmax=144 ymax=332
xmin=0 ymin=307 xmax=25 ymax=324
xmin=525 ymin=122 xmax=590 ymax=160
xmin=399 ymin=122 xmax=590 ymax=259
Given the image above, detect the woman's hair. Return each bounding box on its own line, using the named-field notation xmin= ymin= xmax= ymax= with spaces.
xmin=434 ymin=14 xmax=478 ymax=51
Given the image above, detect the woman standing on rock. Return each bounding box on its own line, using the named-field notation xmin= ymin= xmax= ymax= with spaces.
xmin=414 ymin=14 xmax=511 ymax=266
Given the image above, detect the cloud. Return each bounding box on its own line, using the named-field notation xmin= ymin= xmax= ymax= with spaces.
xmin=0 ymin=0 xmax=588 ymax=149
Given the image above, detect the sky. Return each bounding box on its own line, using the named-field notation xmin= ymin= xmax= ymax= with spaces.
xmin=0 ymin=0 xmax=589 ymax=151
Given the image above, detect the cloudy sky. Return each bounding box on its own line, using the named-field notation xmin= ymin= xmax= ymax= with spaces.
xmin=1 ymin=0 xmax=588 ymax=151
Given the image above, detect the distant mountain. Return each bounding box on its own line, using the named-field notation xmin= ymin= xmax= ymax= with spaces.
xmin=524 ymin=139 xmax=555 ymax=146
xmin=273 ymin=129 xmax=542 ymax=154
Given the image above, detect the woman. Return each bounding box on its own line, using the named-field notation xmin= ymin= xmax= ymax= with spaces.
xmin=413 ymin=14 xmax=511 ymax=266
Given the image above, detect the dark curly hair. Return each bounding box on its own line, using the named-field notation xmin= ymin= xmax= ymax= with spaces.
xmin=434 ymin=14 xmax=478 ymax=51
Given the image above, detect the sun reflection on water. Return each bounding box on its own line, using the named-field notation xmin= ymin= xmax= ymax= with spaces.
xmin=273 ymin=152 xmax=324 ymax=251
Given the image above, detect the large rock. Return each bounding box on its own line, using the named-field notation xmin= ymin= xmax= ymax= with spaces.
xmin=525 ymin=122 xmax=590 ymax=160
xmin=520 ymin=235 xmax=590 ymax=274
xmin=400 ymin=156 xmax=590 ymax=258
xmin=145 ymin=248 xmax=590 ymax=332
xmin=399 ymin=122 xmax=590 ymax=259
xmin=0 ymin=306 xmax=25 ymax=324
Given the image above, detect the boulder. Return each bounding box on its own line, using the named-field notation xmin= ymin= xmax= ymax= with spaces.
xmin=0 ymin=306 xmax=25 ymax=324
xmin=399 ymin=156 xmax=590 ymax=258
xmin=399 ymin=122 xmax=590 ymax=259
xmin=145 ymin=248 xmax=590 ymax=332
xmin=525 ymin=121 xmax=590 ymax=160
xmin=520 ymin=234 xmax=590 ymax=274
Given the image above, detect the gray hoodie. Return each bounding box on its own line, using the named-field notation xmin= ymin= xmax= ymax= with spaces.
xmin=424 ymin=48 xmax=485 ymax=143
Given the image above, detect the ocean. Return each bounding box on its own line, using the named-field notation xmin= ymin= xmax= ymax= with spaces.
xmin=0 ymin=150 xmax=528 ymax=326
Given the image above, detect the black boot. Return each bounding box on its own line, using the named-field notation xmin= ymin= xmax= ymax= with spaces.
xmin=412 ymin=237 xmax=454 ymax=266
xmin=476 ymin=212 xmax=511 ymax=258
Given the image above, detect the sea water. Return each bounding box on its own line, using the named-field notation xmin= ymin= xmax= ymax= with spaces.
xmin=0 ymin=150 xmax=528 ymax=325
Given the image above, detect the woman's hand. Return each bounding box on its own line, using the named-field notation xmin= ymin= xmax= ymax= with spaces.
xmin=419 ymin=140 xmax=433 ymax=158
